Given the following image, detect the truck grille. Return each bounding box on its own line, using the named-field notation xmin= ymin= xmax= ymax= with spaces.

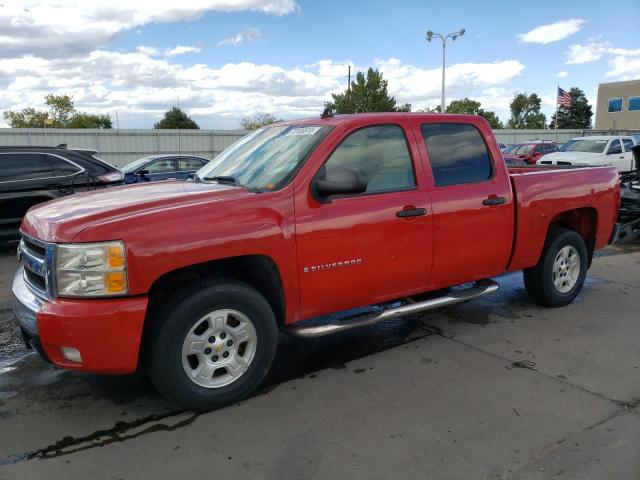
xmin=18 ymin=233 xmax=55 ymax=299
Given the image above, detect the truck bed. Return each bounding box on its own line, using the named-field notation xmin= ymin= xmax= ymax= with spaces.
xmin=506 ymin=165 xmax=620 ymax=271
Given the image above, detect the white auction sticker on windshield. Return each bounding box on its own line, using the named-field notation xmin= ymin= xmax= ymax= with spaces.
xmin=286 ymin=127 xmax=321 ymax=136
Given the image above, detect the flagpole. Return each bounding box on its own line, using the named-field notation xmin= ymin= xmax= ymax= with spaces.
xmin=554 ymin=84 xmax=559 ymax=130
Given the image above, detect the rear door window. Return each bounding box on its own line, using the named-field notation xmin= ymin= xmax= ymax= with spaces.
xmin=0 ymin=153 xmax=55 ymax=182
xmin=420 ymin=123 xmax=493 ymax=186
xmin=179 ymin=157 xmax=207 ymax=171
xmin=44 ymin=154 xmax=82 ymax=176
xmin=622 ymin=138 xmax=634 ymax=151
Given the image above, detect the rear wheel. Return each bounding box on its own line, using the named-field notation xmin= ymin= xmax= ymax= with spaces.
xmin=147 ymin=279 xmax=278 ymax=411
xmin=523 ymin=228 xmax=588 ymax=307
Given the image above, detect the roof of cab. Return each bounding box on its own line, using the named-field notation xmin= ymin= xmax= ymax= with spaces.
xmin=276 ymin=112 xmax=489 ymax=127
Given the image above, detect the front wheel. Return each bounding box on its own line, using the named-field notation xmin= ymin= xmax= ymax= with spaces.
xmin=147 ymin=279 xmax=278 ymax=411
xmin=523 ymin=228 xmax=588 ymax=307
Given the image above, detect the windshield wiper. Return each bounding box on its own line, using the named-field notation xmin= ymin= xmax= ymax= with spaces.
xmin=202 ymin=175 xmax=241 ymax=186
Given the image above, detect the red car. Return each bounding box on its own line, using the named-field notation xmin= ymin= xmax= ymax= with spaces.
xmin=503 ymin=141 xmax=558 ymax=165
xmin=12 ymin=113 xmax=620 ymax=410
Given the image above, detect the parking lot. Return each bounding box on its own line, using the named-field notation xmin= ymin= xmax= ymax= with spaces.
xmin=0 ymin=241 xmax=638 ymax=479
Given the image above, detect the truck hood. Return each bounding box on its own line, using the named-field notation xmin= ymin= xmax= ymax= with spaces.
xmin=22 ymin=180 xmax=252 ymax=242
xmin=539 ymin=151 xmax=601 ymax=163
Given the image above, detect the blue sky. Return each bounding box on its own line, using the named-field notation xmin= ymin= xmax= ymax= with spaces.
xmin=1 ymin=0 xmax=639 ymax=128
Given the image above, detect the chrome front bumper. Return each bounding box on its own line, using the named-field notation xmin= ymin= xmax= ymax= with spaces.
xmin=12 ymin=266 xmax=44 ymax=337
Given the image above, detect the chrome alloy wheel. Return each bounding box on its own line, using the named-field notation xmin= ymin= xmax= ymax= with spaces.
xmin=552 ymin=245 xmax=580 ymax=294
xmin=181 ymin=309 xmax=257 ymax=388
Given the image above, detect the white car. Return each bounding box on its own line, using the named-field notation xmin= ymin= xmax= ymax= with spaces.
xmin=537 ymin=135 xmax=636 ymax=172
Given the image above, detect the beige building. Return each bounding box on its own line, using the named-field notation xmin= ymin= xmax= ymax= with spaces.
xmin=595 ymin=79 xmax=640 ymax=130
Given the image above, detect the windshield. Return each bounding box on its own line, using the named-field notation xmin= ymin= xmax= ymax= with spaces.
xmin=122 ymin=156 xmax=154 ymax=173
xmin=196 ymin=125 xmax=331 ymax=190
xmin=503 ymin=144 xmax=533 ymax=155
xmin=558 ymin=139 xmax=607 ymax=153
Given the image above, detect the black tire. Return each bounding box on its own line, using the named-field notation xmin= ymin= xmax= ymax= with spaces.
xmin=147 ymin=279 xmax=278 ymax=411
xmin=523 ymin=227 xmax=588 ymax=307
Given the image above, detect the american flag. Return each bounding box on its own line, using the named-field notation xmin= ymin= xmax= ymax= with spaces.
xmin=557 ymin=87 xmax=572 ymax=108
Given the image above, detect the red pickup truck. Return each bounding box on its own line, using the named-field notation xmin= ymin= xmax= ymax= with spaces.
xmin=12 ymin=113 xmax=620 ymax=410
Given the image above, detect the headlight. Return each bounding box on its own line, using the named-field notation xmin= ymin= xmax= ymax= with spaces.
xmin=55 ymin=241 xmax=128 ymax=297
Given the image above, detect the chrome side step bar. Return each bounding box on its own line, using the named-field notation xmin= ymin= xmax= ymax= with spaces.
xmin=287 ymin=279 xmax=499 ymax=338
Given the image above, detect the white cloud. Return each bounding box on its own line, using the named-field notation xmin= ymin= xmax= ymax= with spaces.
xmin=607 ymin=54 xmax=640 ymax=78
xmin=0 ymin=0 xmax=298 ymax=57
xmin=216 ymin=27 xmax=262 ymax=46
xmin=217 ymin=34 xmax=245 ymax=47
xmin=557 ymin=70 xmax=568 ymax=78
xmin=565 ymin=41 xmax=610 ymax=64
xmin=562 ymin=40 xmax=640 ymax=78
xmin=517 ymin=19 xmax=585 ymax=44
xmin=0 ymin=50 xmax=525 ymax=127
xmin=136 ymin=46 xmax=159 ymax=56
xmin=164 ymin=45 xmax=202 ymax=57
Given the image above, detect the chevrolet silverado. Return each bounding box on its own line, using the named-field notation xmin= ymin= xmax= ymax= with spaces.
xmin=12 ymin=113 xmax=620 ymax=410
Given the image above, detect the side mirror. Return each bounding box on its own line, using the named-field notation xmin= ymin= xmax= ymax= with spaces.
xmin=138 ymin=169 xmax=149 ymax=176
xmin=314 ymin=166 xmax=368 ymax=198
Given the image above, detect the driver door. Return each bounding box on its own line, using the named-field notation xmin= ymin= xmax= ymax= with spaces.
xmin=294 ymin=120 xmax=433 ymax=319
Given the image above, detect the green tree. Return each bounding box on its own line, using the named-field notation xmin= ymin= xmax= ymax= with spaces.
xmin=3 ymin=94 xmax=112 ymax=128
xmin=3 ymin=107 xmax=50 ymax=128
xmin=549 ymin=87 xmax=593 ymax=129
xmin=240 ymin=112 xmax=282 ymax=130
xmin=67 ymin=113 xmax=113 ymax=129
xmin=154 ymin=107 xmax=200 ymax=129
xmin=325 ymin=68 xmax=411 ymax=114
xmin=507 ymin=92 xmax=546 ymax=129
xmin=445 ymin=98 xmax=503 ymax=128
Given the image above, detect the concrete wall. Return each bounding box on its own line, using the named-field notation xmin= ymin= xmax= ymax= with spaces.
xmin=0 ymin=128 xmax=248 ymax=167
xmin=595 ymin=80 xmax=640 ymax=130
xmin=492 ymin=129 xmax=586 ymax=145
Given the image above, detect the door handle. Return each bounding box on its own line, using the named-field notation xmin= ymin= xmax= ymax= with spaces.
xmin=482 ymin=196 xmax=507 ymax=206
xmin=396 ymin=207 xmax=427 ymax=218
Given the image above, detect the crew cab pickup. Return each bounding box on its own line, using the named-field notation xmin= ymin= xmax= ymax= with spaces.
xmin=12 ymin=113 xmax=620 ymax=410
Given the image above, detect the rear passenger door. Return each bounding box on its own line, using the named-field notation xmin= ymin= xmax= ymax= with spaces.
xmin=621 ymin=138 xmax=636 ymax=172
xmin=408 ymin=119 xmax=514 ymax=287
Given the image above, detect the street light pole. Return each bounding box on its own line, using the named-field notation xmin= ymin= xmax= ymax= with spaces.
xmin=426 ymin=29 xmax=466 ymax=113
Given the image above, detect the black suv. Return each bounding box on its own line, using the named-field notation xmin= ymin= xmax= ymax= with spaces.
xmin=0 ymin=146 xmax=124 ymax=240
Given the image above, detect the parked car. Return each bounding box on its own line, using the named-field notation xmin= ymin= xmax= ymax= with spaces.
xmin=502 ymin=141 xmax=558 ymax=165
xmin=12 ymin=113 xmax=619 ymax=410
xmin=122 ymin=154 xmax=210 ymax=183
xmin=0 ymin=146 xmax=124 ymax=240
xmin=538 ymin=136 xmax=636 ymax=172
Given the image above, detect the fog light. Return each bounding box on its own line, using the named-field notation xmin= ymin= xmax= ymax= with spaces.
xmin=60 ymin=346 xmax=82 ymax=363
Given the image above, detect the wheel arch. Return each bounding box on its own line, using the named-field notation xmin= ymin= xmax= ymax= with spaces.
xmin=140 ymin=254 xmax=286 ymax=361
xmin=547 ymin=207 xmax=598 ymax=266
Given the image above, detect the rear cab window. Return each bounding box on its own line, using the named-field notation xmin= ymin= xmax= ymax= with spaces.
xmin=420 ymin=123 xmax=493 ymax=186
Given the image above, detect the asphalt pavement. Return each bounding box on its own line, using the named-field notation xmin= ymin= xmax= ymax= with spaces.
xmin=0 ymin=242 xmax=639 ymax=479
